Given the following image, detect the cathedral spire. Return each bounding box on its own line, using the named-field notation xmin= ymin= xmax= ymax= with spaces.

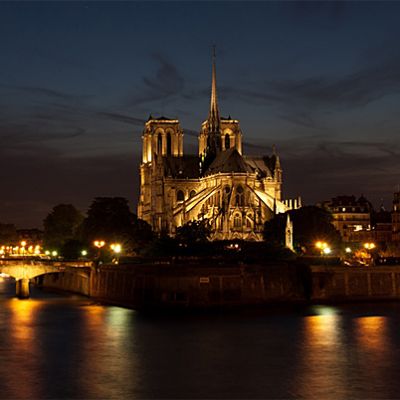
xmin=206 ymin=45 xmax=221 ymax=153
xmin=209 ymin=45 xmax=220 ymax=132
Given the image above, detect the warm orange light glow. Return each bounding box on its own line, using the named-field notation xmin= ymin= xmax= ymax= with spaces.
xmin=110 ymin=243 xmax=122 ymax=253
xmin=356 ymin=316 xmax=387 ymax=350
xmin=94 ymin=240 xmax=105 ymax=248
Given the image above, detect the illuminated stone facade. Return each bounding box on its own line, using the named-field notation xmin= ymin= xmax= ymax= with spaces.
xmin=320 ymin=195 xmax=372 ymax=243
xmin=138 ymin=54 xmax=300 ymax=240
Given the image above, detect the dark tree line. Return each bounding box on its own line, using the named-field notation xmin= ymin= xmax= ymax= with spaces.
xmin=41 ymin=200 xmax=342 ymax=260
xmin=43 ymin=197 xmax=153 ymax=259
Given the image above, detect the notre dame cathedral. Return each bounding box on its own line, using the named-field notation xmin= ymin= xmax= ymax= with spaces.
xmin=138 ymin=52 xmax=300 ymax=241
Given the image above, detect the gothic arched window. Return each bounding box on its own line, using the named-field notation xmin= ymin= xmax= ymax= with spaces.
xmin=166 ymin=132 xmax=172 ymax=155
xmin=177 ymin=190 xmax=185 ymax=202
xmin=225 ymin=134 xmax=230 ymax=150
xmin=234 ymin=213 xmax=242 ymax=228
xmin=189 ymin=190 xmax=196 ymax=198
xmin=235 ymin=186 xmax=244 ymax=206
xmin=246 ymin=214 xmax=252 ymax=228
xmin=157 ymin=133 xmax=162 ymax=155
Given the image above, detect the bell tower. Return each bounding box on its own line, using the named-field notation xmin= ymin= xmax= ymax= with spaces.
xmin=142 ymin=116 xmax=183 ymax=164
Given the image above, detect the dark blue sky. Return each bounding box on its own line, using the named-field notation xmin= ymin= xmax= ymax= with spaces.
xmin=2 ymin=1 xmax=400 ymax=227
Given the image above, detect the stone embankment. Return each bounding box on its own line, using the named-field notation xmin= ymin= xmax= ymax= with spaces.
xmin=37 ymin=262 xmax=400 ymax=309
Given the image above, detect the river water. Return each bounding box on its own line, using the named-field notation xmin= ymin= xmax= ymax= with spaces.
xmin=1 ymin=276 xmax=400 ymax=399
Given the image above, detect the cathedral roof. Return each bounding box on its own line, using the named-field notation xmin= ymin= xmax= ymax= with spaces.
xmin=162 ymin=155 xmax=200 ymax=179
xmin=205 ymin=148 xmax=253 ymax=175
xmin=244 ymin=157 xmax=273 ymax=178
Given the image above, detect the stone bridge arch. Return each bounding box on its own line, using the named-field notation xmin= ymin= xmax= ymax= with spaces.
xmin=0 ymin=260 xmax=92 ymax=298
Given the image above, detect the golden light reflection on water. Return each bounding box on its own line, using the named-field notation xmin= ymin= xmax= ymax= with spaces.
xmin=76 ymin=305 xmax=139 ymax=398
xmin=4 ymin=298 xmax=42 ymax=399
xmin=9 ymin=298 xmax=41 ymax=342
xmin=355 ymin=316 xmax=387 ymax=351
xmin=293 ymin=308 xmax=348 ymax=400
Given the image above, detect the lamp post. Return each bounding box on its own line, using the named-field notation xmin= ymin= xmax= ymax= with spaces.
xmin=315 ymin=241 xmax=331 ymax=256
xmin=93 ymin=240 xmax=105 ymax=264
xmin=363 ymin=242 xmax=376 ymax=266
xmin=110 ymin=243 xmax=122 ymax=264
xmin=20 ymin=241 xmax=26 ymax=258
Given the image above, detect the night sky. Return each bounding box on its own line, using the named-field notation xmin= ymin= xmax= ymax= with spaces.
xmin=2 ymin=1 xmax=400 ymax=228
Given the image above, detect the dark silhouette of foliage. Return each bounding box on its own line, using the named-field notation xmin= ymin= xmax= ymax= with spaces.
xmin=264 ymin=206 xmax=342 ymax=253
xmin=43 ymin=204 xmax=83 ymax=251
xmin=80 ymin=197 xmax=153 ymax=254
xmin=61 ymin=239 xmax=86 ymax=260
xmin=175 ymin=219 xmax=212 ymax=245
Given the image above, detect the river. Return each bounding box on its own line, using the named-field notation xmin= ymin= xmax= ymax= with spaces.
xmin=0 ymin=276 xmax=400 ymax=399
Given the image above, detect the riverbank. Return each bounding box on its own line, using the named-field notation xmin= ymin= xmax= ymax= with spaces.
xmin=36 ymin=262 xmax=400 ymax=309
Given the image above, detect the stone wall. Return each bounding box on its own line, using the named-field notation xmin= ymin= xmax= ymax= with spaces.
xmin=310 ymin=265 xmax=400 ymax=301
xmin=89 ymin=263 xmax=307 ymax=309
xmin=37 ymin=263 xmax=400 ymax=308
xmin=38 ymin=271 xmax=91 ymax=296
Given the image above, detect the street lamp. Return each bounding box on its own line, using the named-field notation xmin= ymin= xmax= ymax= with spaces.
xmin=93 ymin=240 xmax=106 ymax=264
xmin=94 ymin=240 xmax=105 ymax=249
xmin=110 ymin=243 xmax=121 ymax=253
xmin=363 ymin=242 xmax=376 ymax=266
xmin=110 ymin=243 xmax=122 ymax=264
xmin=20 ymin=241 xmax=26 ymax=257
xmin=315 ymin=241 xmax=331 ymax=255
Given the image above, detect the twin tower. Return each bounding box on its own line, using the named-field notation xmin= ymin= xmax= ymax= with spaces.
xmin=138 ymin=52 xmax=300 ymax=240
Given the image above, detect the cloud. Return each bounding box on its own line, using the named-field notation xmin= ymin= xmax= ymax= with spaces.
xmin=125 ymin=53 xmax=185 ymax=107
xmin=272 ymin=138 xmax=400 ymax=207
xmin=271 ymin=55 xmax=400 ymax=109
xmin=0 ymin=84 xmax=89 ymax=101
xmin=97 ymin=111 xmax=145 ymax=126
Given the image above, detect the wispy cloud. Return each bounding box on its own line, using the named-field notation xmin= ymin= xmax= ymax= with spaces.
xmin=125 ymin=53 xmax=185 ymax=107
xmin=97 ymin=111 xmax=145 ymax=126
xmin=0 ymin=83 xmax=89 ymax=101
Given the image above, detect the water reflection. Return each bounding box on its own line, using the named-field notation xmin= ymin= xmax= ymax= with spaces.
xmin=77 ymin=305 xmax=139 ymax=399
xmin=9 ymin=298 xmax=41 ymax=341
xmin=294 ymin=306 xmax=349 ymax=400
xmin=2 ymin=298 xmax=43 ymax=399
xmin=0 ymin=278 xmax=400 ymax=399
xmin=356 ymin=316 xmax=387 ymax=351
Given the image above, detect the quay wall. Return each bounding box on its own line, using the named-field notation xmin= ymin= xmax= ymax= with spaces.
xmin=40 ymin=263 xmax=307 ymax=308
xmin=38 ymin=270 xmax=91 ymax=296
xmin=38 ymin=263 xmax=400 ymax=308
xmin=310 ymin=265 xmax=400 ymax=301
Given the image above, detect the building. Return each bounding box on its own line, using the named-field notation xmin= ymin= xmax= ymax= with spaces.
xmin=138 ymin=53 xmax=300 ymax=241
xmin=320 ymin=195 xmax=372 ymax=243
xmin=392 ymin=192 xmax=400 ymax=242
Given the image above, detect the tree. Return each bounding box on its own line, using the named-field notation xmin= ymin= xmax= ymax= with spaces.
xmin=264 ymin=206 xmax=342 ymax=253
xmin=43 ymin=204 xmax=83 ymax=251
xmin=176 ymin=219 xmax=212 ymax=246
xmin=80 ymin=197 xmax=153 ymax=255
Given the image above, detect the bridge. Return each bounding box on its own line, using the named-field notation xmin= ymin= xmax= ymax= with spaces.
xmin=0 ymin=259 xmax=92 ymax=298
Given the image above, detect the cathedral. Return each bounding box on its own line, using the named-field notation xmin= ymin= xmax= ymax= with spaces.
xmin=138 ymin=53 xmax=300 ymax=241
